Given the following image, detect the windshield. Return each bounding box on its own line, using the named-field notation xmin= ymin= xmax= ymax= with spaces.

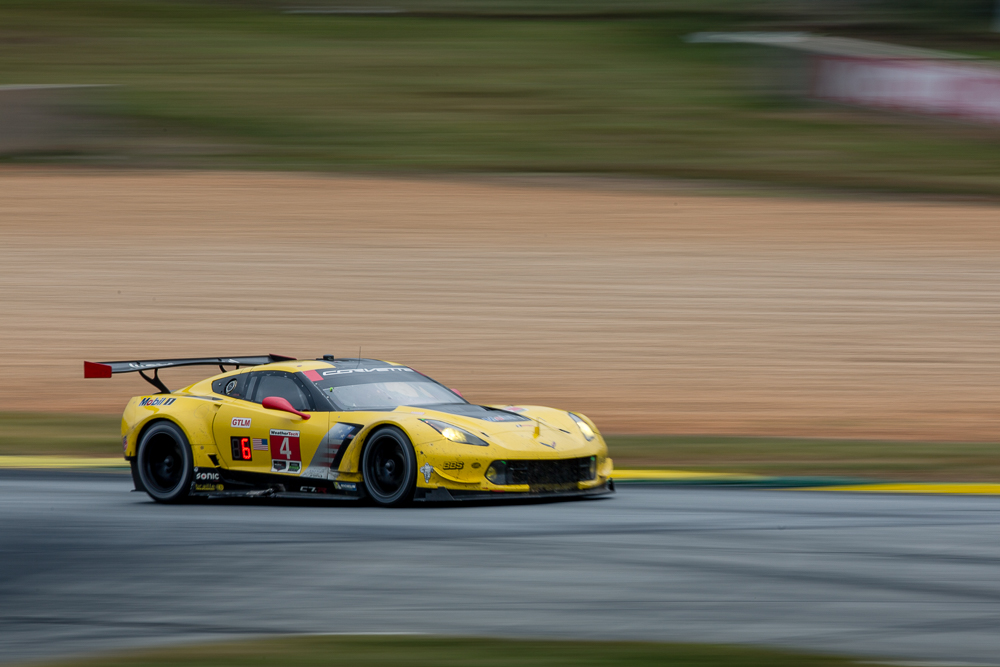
xmin=306 ymin=365 xmax=466 ymax=411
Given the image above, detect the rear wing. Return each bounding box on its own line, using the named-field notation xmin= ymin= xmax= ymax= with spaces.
xmin=83 ymin=354 xmax=296 ymax=394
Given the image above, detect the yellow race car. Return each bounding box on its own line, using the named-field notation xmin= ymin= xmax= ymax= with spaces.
xmin=85 ymin=355 xmax=614 ymax=506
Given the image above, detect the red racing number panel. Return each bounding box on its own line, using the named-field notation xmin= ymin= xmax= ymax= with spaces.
xmin=230 ymin=436 xmax=253 ymax=461
xmin=269 ymin=429 xmax=301 ymax=461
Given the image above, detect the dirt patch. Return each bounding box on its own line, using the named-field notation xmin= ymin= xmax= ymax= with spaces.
xmin=1 ymin=170 xmax=998 ymax=440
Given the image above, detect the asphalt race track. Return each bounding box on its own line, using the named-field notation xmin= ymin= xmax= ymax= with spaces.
xmin=2 ymin=472 xmax=999 ymax=665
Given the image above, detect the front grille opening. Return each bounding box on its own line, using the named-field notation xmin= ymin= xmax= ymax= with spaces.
xmin=503 ymin=456 xmax=596 ymax=486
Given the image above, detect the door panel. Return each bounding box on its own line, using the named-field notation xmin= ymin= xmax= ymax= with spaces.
xmin=213 ymin=401 xmax=329 ymax=476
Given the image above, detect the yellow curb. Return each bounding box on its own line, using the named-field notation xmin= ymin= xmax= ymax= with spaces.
xmin=0 ymin=456 xmax=127 ymax=469
xmin=613 ymin=469 xmax=764 ymax=481
xmin=814 ymin=483 xmax=1000 ymax=495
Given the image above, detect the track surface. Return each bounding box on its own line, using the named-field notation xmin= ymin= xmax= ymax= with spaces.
xmin=2 ymin=473 xmax=1000 ymax=664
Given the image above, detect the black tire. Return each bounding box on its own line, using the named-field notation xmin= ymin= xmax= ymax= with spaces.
xmin=129 ymin=459 xmax=146 ymax=493
xmin=136 ymin=421 xmax=193 ymax=503
xmin=361 ymin=426 xmax=417 ymax=507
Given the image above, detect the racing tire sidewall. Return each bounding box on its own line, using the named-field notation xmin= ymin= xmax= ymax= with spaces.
xmin=136 ymin=421 xmax=193 ymax=504
xmin=361 ymin=426 xmax=417 ymax=507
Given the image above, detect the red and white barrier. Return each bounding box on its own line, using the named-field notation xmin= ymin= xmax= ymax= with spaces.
xmin=812 ymin=57 xmax=1000 ymax=124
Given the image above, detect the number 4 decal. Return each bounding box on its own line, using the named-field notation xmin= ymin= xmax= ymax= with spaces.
xmin=269 ymin=429 xmax=301 ymax=462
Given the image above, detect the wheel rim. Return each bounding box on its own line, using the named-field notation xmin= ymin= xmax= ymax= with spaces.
xmin=366 ymin=435 xmax=408 ymax=499
xmin=143 ymin=433 xmax=185 ymax=494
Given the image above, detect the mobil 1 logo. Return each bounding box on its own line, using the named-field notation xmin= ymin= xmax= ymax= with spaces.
xmin=270 ymin=429 xmax=302 ymax=474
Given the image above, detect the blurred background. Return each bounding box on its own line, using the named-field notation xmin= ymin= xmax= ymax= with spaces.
xmin=3 ymin=0 xmax=1000 ymax=189
xmin=2 ymin=1 xmax=1000 ymax=666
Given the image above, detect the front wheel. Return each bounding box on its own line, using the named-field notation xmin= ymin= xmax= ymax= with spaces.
xmin=136 ymin=421 xmax=193 ymax=503
xmin=361 ymin=426 xmax=417 ymax=507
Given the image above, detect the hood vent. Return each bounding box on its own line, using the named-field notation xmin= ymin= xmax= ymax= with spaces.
xmin=419 ymin=403 xmax=530 ymax=422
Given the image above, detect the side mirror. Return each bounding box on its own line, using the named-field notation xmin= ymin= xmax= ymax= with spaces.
xmin=262 ymin=396 xmax=311 ymax=420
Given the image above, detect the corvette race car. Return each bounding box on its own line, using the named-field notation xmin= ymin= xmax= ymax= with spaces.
xmin=84 ymin=355 xmax=614 ymax=506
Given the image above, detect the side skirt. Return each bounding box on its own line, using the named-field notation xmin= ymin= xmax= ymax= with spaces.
xmin=189 ymin=465 xmax=366 ymax=500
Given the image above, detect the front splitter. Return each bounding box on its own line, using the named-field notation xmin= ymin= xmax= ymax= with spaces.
xmin=414 ymin=480 xmax=614 ymax=502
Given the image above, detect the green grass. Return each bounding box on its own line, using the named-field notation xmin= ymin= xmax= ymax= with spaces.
xmin=2 ymin=412 xmax=998 ymax=481
xmin=2 ymin=1 xmax=1000 ymax=194
xmin=26 ymin=635 xmax=870 ymax=667
xmin=0 ymin=412 xmax=121 ymax=457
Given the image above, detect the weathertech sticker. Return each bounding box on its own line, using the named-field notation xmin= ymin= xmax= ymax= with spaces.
xmin=231 ymin=417 xmax=251 ymax=428
xmin=270 ymin=429 xmax=301 ymax=473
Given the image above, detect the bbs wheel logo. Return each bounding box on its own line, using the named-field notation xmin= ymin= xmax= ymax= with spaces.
xmin=195 ymin=470 xmax=220 ymax=482
xmin=442 ymin=461 xmax=464 ymax=470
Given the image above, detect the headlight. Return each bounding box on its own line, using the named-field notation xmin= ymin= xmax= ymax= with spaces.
xmin=568 ymin=412 xmax=595 ymax=441
xmin=422 ymin=419 xmax=489 ymax=446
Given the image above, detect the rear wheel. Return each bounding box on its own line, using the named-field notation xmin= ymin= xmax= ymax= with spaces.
xmin=136 ymin=421 xmax=192 ymax=503
xmin=362 ymin=426 xmax=416 ymax=507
